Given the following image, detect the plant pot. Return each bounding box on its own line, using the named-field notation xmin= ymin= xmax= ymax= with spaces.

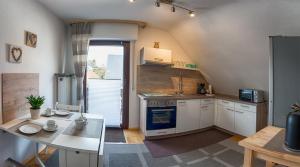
xmin=30 ymin=108 xmax=40 ymax=120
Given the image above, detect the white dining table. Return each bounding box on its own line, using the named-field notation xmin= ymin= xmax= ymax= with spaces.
xmin=0 ymin=112 xmax=105 ymax=167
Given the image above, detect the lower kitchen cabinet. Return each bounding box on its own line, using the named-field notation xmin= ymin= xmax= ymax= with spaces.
xmin=215 ymin=99 xmax=267 ymax=137
xmin=200 ymin=100 xmax=215 ymax=128
xmin=59 ymin=149 xmax=99 ymax=167
xmin=216 ymin=104 xmax=235 ymax=132
xmin=176 ymin=100 xmax=201 ymax=133
xmin=234 ymin=108 xmax=256 ymax=137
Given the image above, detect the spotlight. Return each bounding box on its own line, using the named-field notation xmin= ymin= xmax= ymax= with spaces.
xmin=171 ymin=6 xmax=175 ymax=12
xmin=189 ymin=11 xmax=195 ymax=17
xmin=128 ymin=0 xmax=136 ymax=3
xmin=155 ymin=0 xmax=160 ymax=7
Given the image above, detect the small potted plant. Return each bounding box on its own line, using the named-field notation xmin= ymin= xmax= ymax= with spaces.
xmin=26 ymin=95 xmax=45 ymax=119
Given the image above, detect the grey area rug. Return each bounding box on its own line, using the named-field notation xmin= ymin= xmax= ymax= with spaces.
xmin=144 ymin=129 xmax=232 ymax=158
xmin=45 ymin=139 xmax=266 ymax=167
xmin=104 ymin=139 xmax=266 ymax=167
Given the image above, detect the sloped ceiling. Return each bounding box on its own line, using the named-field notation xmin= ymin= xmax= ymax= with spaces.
xmin=37 ymin=0 xmax=300 ymax=96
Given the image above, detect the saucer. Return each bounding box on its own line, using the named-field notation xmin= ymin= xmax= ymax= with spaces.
xmin=43 ymin=124 xmax=58 ymax=132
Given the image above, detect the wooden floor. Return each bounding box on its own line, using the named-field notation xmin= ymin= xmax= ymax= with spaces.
xmin=25 ymin=147 xmax=57 ymax=167
xmin=124 ymin=129 xmax=145 ymax=144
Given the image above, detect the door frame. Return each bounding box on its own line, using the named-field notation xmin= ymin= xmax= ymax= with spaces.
xmin=86 ymin=40 xmax=130 ymax=129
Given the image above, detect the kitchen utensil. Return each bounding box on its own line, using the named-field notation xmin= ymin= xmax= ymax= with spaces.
xmin=197 ymin=83 xmax=206 ymax=94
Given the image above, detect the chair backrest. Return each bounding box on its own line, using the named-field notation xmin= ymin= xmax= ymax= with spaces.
xmin=55 ymin=102 xmax=81 ymax=112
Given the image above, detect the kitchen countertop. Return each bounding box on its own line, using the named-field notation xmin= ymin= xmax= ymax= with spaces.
xmin=138 ymin=93 xmax=265 ymax=106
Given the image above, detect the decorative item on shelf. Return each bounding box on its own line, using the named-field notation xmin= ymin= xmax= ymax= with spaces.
xmin=185 ymin=63 xmax=198 ymax=69
xmin=154 ymin=42 xmax=160 ymax=48
xmin=25 ymin=31 xmax=37 ymax=48
xmin=26 ymin=95 xmax=45 ymax=120
xmin=197 ymin=83 xmax=206 ymax=95
xmin=205 ymin=84 xmax=215 ymax=97
xmin=285 ymin=103 xmax=300 ymax=152
xmin=8 ymin=45 xmax=23 ymax=63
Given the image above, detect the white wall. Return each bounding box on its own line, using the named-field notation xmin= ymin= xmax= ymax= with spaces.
xmin=170 ymin=0 xmax=300 ymax=97
xmin=0 ymin=0 xmax=65 ymax=165
xmin=129 ymin=27 xmax=194 ymax=128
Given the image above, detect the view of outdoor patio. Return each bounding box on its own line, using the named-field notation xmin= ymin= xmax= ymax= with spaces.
xmin=87 ymin=45 xmax=124 ymax=127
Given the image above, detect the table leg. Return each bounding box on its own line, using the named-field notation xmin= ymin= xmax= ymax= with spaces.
xmin=243 ymin=148 xmax=254 ymax=167
xmin=35 ymin=143 xmax=46 ymax=167
xmin=266 ymin=161 xmax=275 ymax=167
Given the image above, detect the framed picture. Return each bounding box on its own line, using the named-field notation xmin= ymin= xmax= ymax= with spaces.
xmin=25 ymin=31 xmax=37 ymax=48
xmin=8 ymin=45 xmax=23 ymax=63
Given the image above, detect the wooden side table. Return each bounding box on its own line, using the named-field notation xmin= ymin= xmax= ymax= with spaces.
xmin=239 ymin=126 xmax=300 ymax=167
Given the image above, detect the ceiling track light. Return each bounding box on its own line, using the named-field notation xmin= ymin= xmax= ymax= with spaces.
xmin=189 ymin=11 xmax=195 ymax=17
xmin=154 ymin=0 xmax=195 ymax=17
xmin=171 ymin=6 xmax=176 ymax=12
xmin=128 ymin=0 xmax=136 ymax=3
xmin=155 ymin=0 xmax=160 ymax=7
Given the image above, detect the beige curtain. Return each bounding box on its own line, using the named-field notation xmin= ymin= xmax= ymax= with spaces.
xmin=71 ymin=23 xmax=92 ymax=111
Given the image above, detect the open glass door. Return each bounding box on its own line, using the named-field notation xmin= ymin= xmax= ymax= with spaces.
xmin=87 ymin=43 xmax=124 ymax=127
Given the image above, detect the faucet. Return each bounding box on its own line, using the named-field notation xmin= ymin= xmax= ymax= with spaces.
xmin=176 ymin=71 xmax=184 ymax=95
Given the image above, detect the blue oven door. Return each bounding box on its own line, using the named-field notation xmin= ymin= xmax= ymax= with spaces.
xmin=146 ymin=106 xmax=176 ymax=130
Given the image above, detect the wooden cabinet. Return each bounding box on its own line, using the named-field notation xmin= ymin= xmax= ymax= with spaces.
xmin=176 ymin=100 xmax=201 ymax=133
xmin=200 ymin=99 xmax=215 ymax=128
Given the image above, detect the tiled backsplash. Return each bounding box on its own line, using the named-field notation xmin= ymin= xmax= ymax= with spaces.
xmin=137 ymin=65 xmax=208 ymax=94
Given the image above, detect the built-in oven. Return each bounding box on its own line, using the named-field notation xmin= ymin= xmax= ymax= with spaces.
xmin=146 ymin=100 xmax=176 ymax=136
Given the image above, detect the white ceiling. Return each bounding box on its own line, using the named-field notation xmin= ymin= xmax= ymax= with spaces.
xmin=37 ymin=0 xmax=237 ymax=29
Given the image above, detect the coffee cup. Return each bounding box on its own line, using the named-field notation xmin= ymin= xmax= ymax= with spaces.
xmin=47 ymin=120 xmax=56 ymax=129
xmin=75 ymin=119 xmax=85 ymax=130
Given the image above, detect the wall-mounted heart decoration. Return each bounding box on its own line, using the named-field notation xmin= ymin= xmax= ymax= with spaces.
xmin=8 ymin=45 xmax=23 ymax=63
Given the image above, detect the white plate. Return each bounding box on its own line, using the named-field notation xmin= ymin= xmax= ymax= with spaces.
xmin=53 ymin=110 xmax=70 ymax=116
xmin=43 ymin=125 xmax=58 ymax=132
xmin=19 ymin=124 xmax=42 ymax=134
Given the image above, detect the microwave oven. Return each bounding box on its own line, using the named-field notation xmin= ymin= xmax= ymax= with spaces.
xmin=239 ymin=89 xmax=264 ymax=103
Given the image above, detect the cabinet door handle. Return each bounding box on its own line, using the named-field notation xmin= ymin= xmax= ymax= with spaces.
xmin=236 ymin=111 xmax=244 ymax=114
xmin=225 ymin=108 xmax=234 ymax=111
xmin=241 ymin=105 xmax=250 ymax=108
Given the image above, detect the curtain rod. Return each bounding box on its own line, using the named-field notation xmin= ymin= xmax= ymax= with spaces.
xmin=67 ymin=19 xmax=147 ymax=28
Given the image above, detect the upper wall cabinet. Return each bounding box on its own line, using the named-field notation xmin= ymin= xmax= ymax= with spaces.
xmin=140 ymin=47 xmax=172 ymax=65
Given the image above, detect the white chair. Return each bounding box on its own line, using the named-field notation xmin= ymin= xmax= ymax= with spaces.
xmin=55 ymin=102 xmax=81 ymax=112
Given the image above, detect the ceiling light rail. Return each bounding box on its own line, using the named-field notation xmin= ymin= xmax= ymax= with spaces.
xmin=154 ymin=0 xmax=196 ymax=17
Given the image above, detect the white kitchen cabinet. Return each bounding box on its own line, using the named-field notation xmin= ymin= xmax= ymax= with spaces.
xmin=59 ymin=149 xmax=98 ymax=167
xmin=200 ymin=99 xmax=215 ymax=128
xmin=215 ymin=100 xmax=235 ymax=132
xmin=176 ymin=100 xmax=201 ymax=133
xmin=219 ymin=107 xmax=235 ymax=132
xmin=234 ymin=105 xmax=257 ymax=137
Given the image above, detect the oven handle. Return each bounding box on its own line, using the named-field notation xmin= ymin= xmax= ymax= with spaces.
xmin=151 ymin=109 xmax=174 ymax=112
